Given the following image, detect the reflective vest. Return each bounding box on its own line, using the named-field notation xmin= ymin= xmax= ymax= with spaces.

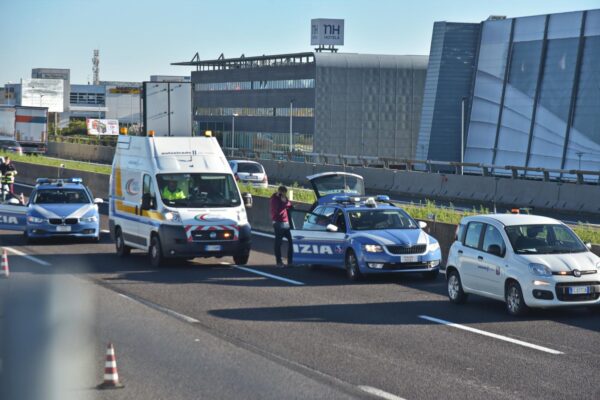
xmin=162 ymin=186 xmax=185 ymax=200
xmin=1 ymin=171 xmax=15 ymax=184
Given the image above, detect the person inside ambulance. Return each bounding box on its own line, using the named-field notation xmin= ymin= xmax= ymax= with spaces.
xmin=161 ymin=179 xmax=186 ymax=203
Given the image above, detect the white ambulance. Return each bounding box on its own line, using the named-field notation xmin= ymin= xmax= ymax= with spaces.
xmin=109 ymin=133 xmax=252 ymax=267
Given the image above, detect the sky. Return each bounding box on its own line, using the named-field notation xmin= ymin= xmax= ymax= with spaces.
xmin=1 ymin=0 xmax=598 ymax=85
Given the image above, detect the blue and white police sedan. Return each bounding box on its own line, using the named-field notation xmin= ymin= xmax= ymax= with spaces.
xmin=289 ymin=172 xmax=442 ymax=281
xmin=0 ymin=178 xmax=103 ymax=242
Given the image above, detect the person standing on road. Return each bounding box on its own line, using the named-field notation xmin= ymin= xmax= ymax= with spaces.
xmin=270 ymin=185 xmax=293 ymax=268
xmin=0 ymin=157 xmax=17 ymax=198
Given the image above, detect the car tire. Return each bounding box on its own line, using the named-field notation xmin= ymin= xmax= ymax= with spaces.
xmin=447 ymin=270 xmax=468 ymax=304
xmin=115 ymin=227 xmax=131 ymax=257
xmin=505 ymin=281 xmax=529 ymax=316
xmin=149 ymin=235 xmax=164 ymax=268
xmin=422 ymin=270 xmax=439 ymax=281
xmin=24 ymin=231 xmax=35 ymax=245
xmin=345 ymin=250 xmax=363 ymax=281
xmin=233 ymin=251 xmax=250 ymax=266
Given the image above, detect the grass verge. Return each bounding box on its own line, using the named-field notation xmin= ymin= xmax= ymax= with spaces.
xmin=1 ymin=151 xmax=111 ymax=175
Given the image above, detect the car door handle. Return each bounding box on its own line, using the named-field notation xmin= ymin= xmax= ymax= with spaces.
xmin=477 ymin=256 xmax=484 ymax=261
xmin=295 ymin=236 xmax=305 ymax=240
xmin=458 ymin=250 xmax=463 ymax=254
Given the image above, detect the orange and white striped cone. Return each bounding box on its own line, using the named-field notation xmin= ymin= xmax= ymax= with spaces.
xmin=1 ymin=249 xmax=9 ymax=279
xmin=97 ymin=343 xmax=124 ymax=389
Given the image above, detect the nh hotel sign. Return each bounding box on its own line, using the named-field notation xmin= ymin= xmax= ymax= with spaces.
xmin=311 ymin=19 xmax=344 ymax=46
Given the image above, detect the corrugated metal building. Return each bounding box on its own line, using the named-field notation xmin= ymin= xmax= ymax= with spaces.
xmin=175 ymin=52 xmax=427 ymax=158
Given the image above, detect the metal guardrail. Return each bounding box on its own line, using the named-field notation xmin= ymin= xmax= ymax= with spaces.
xmin=222 ymin=147 xmax=600 ymax=185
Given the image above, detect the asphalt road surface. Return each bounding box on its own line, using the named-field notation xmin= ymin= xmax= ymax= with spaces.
xmin=1 ymin=207 xmax=599 ymax=400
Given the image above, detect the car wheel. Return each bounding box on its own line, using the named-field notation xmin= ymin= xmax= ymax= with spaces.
xmin=149 ymin=235 xmax=164 ymax=268
xmin=23 ymin=231 xmax=35 ymax=245
xmin=447 ymin=270 xmax=467 ymax=304
xmin=505 ymin=281 xmax=529 ymax=316
xmin=115 ymin=228 xmax=131 ymax=257
xmin=233 ymin=251 xmax=250 ymax=265
xmin=345 ymin=250 xmax=363 ymax=281
xmin=422 ymin=269 xmax=439 ymax=281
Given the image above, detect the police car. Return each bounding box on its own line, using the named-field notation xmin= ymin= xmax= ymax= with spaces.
xmin=0 ymin=178 xmax=103 ymax=242
xmin=289 ymin=172 xmax=442 ymax=281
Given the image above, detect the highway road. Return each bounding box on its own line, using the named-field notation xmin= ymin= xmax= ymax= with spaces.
xmin=1 ymin=209 xmax=599 ymax=400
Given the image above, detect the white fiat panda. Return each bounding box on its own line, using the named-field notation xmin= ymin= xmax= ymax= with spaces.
xmin=446 ymin=214 xmax=600 ymax=316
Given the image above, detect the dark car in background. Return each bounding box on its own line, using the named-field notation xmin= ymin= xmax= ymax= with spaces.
xmin=0 ymin=139 xmax=23 ymax=155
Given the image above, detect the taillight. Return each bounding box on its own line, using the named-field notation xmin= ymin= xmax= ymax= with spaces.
xmin=234 ymin=173 xmax=240 ymax=181
xmin=262 ymin=175 xmax=268 ymax=183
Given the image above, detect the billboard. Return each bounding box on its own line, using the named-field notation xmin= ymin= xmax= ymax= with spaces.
xmin=311 ymin=18 xmax=344 ymax=46
xmin=86 ymin=118 xmax=119 ymax=135
xmin=143 ymin=81 xmax=192 ymax=136
xmin=21 ymin=78 xmax=64 ymax=112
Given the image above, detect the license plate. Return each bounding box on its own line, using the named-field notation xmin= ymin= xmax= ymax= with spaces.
xmin=205 ymin=245 xmax=222 ymax=252
xmin=401 ymin=255 xmax=418 ymax=263
xmin=568 ymin=286 xmax=590 ymax=295
xmin=56 ymin=225 xmax=71 ymax=232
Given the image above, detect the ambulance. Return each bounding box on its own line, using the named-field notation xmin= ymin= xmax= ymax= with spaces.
xmin=109 ymin=133 xmax=253 ymax=267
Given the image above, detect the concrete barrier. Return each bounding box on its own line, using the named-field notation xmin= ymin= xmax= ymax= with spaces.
xmin=47 ymin=141 xmax=115 ymax=164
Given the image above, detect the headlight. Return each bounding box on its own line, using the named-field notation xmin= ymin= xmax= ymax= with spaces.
xmin=363 ymin=244 xmax=384 ymax=253
xmin=528 ymin=263 xmax=553 ymax=277
xmin=427 ymin=241 xmax=440 ymax=252
xmin=27 ymin=216 xmax=47 ymax=224
xmin=164 ymin=210 xmax=181 ymax=222
xmin=80 ymin=215 xmax=98 ymax=223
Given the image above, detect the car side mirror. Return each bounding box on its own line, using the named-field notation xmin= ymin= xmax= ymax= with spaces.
xmin=94 ymin=198 xmax=104 ymax=204
xmin=326 ymin=224 xmax=339 ymax=232
xmin=585 ymin=242 xmax=592 ymax=250
xmin=242 ymin=192 xmax=253 ymax=208
xmin=488 ymin=244 xmax=504 ymax=257
xmin=141 ymin=193 xmax=151 ymax=210
xmin=418 ymin=221 xmax=427 ymax=229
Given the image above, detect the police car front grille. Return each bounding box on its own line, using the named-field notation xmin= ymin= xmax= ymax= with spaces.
xmin=386 ymin=244 xmax=426 ymax=255
xmin=49 ymin=218 xmax=78 ymax=225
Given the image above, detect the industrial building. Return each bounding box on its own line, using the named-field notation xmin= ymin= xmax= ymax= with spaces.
xmin=175 ymin=52 xmax=427 ymax=158
xmin=417 ymin=8 xmax=600 ymax=177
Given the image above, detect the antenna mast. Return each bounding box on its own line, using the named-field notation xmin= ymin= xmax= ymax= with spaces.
xmin=92 ymin=49 xmax=100 ymax=85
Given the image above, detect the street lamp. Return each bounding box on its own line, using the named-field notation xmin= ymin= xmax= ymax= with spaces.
xmin=576 ymin=152 xmax=584 ymax=170
xmin=231 ymin=113 xmax=238 ymax=157
xmin=289 ymin=99 xmax=295 ymax=153
xmin=460 ymin=97 xmax=466 ymax=175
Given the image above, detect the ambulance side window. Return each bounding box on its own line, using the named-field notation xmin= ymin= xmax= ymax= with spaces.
xmin=143 ymin=174 xmax=156 ymax=210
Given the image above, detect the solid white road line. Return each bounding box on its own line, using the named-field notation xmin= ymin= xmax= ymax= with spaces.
xmin=233 ymin=265 xmax=304 ymax=286
xmin=419 ymin=315 xmax=563 ymax=355
xmin=118 ymin=293 xmax=200 ymax=323
xmin=358 ymin=386 xmax=407 ymax=400
xmin=3 ymin=246 xmax=51 ymax=266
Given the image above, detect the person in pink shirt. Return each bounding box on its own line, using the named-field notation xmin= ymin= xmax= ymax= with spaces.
xmin=270 ymin=185 xmax=293 ymax=267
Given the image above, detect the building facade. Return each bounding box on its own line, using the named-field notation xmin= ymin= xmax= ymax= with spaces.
xmin=419 ymin=9 xmax=600 ymax=176
xmin=179 ymin=52 xmax=427 ymax=157
xmin=465 ymin=9 xmax=600 ymax=175
xmin=416 ymin=22 xmax=481 ymax=162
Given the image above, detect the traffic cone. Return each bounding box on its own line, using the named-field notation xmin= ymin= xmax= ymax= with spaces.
xmin=1 ymin=249 xmax=9 ymax=278
xmin=97 ymin=343 xmax=124 ymax=389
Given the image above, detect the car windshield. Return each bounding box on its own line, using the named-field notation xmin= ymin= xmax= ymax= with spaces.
xmin=348 ymin=209 xmax=418 ymax=231
xmin=237 ymin=163 xmax=263 ymax=174
xmin=505 ymin=224 xmax=587 ymax=254
xmin=157 ymin=173 xmax=241 ymax=208
xmin=34 ymin=189 xmax=90 ymax=204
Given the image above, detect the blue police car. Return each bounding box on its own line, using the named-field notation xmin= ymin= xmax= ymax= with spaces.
xmin=0 ymin=178 xmax=103 ymax=242
xmin=289 ymin=172 xmax=442 ymax=281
